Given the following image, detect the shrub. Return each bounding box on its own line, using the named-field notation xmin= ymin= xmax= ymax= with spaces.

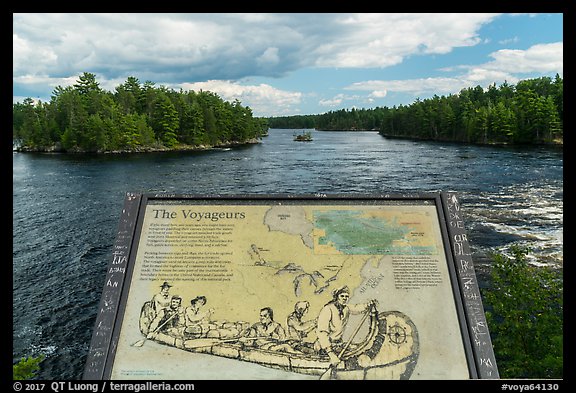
xmin=13 ymin=355 xmax=44 ymax=380
xmin=483 ymin=246 xmax=563 ymax=378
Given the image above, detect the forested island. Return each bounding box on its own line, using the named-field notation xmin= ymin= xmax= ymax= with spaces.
xmin=12 ymin=72 xmax=268 ymax=153
xmin=267 ymin=76 xmax=563 ymax=145
xmin=14 ymin=74 xmax=562 ymax=152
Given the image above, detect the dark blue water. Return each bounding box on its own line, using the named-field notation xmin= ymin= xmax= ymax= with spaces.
xmin=12 ymin=129 xmax=563 ymax=380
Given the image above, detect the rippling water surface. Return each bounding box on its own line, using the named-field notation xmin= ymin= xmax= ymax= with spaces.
xmin=12 ymin=129 xmax=563 ymax=379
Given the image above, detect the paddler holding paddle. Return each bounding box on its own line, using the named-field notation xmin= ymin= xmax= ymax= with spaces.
xmin=314 ymin=286 xmax=378 ymax=366
xmin=147 ymin=295 xmax=186 ymax=339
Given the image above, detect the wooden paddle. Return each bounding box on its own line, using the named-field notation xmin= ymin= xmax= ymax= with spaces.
xmin=319 ymin=304 xmax=373 ymax=380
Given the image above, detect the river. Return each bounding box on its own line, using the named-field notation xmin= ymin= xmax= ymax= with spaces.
xmin=12 ymin=128 xmax=563 ymax=380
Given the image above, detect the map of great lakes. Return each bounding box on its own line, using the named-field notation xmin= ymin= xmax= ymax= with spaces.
xmin=313 ymin=209 xmax=438 ymax=255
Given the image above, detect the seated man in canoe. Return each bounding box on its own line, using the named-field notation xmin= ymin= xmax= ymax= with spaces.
xmin=285 ymin=301 xmax=317 ymax=354
xmin=244 ymin=307 xmax=300 ymax=353
xmin=183 ymin=295 xmax=215 ymax=338
xmin=147 ymin=295 xmax=186 ymax=339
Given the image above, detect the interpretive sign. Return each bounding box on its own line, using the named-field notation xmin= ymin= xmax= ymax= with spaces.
xmin=83 ymin=193 xmax=498 ymax=380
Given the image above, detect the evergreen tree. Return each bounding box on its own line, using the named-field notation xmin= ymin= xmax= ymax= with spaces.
xmin=265 ymin=76 xmax=562 ymax=146
xmin=115 ymin=76 xmax=142 ymax=115
xmin=150 ymin=91 xmax=179 ymax=147
xmin=483 ymin=247 xmax=563 ymax=378
xmin=13 ymin=74 xmax=562 ymax=151
xmin=13 ymin=72 xmax=266 ymax=152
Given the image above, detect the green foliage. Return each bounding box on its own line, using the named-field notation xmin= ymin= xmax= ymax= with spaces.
xmin=267 ymin=76 xmax=563 ymax=145
xmin=13 ymin=355 xmax=44 ymax=380
xmin=13 ymin=74 xmax=268 ymax=152
xmin=482 ymin=246 xmax=563 ymax=379
xmin=267 ymin=114 xmax=319 ymax=129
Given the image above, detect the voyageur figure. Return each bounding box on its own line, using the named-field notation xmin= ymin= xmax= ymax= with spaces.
xmin=314 ymin=286 xmax=377 ymax=365
xmin=184 ymin=295 xmax=214 ymax=337
xmin=147 ymin=295 xmax=186 ymax=339
xmin=286 ymin=301 xmax=317 ymax=341
xmin=151 ymin=281 xmax=173 ymax=314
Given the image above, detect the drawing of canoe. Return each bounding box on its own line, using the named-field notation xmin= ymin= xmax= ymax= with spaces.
xmin=139 ymin=306 xmax=419 ymax=380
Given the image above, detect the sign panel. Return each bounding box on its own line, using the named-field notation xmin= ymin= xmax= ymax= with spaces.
xmin=84 ymin=193 xmax=498 ymax=380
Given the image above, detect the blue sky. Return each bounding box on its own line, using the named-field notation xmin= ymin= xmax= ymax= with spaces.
xmin=13 ymin=13 xmax=563 ymax=118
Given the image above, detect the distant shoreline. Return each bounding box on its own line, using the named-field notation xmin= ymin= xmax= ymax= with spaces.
xmin=379 ymin=133 xmax=564 ymax=147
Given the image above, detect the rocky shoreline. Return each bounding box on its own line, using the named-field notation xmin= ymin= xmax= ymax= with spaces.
xmin=14 ymin=138 xmax=262 ymax=154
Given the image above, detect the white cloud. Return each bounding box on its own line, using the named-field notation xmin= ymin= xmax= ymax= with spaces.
xmin=12 ymin=13 xmax=562 ymax=116
xmin=313 ymin=13 xmax=499 ymax=68
xmin=347 ymin=77 xmax=467 ymax=97
xmin=319 ymin=94 xmax=345 ymax=107
xmin=179 ymin=80 xmax=302 ymax=117
xmin=345 ymin=42 xmax=563 ymax=99
xmin=13 ymin=13 xmax=501 ymax=80
xmin=319 ymin=93 xmax=368 ymax=108
xmin=369 ymin=90 xmax=388 ymax=98
xmin=484 ymin=42 xmax=563 ymax=74
xmin=13 ymin=13 xmax=307 ymax=82
xmin=13 ymin=34 xmax=58 ymax=75
xmin=498 ymin=36 xmax=519 ymax=45
xmin=13 ymin=74 xmax=74 ymax=87
xmin=257 ymin=47 xmax=280 ymax=68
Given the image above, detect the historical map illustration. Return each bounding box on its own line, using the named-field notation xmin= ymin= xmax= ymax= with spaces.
xmin=111 ymin=202 xmax=470 ymax=380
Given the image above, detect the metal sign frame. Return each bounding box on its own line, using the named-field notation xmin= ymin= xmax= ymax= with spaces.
xmin=83 ymin=192 xmax=498 ymax=380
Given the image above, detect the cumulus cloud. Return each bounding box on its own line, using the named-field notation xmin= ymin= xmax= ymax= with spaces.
xmin=257 ymin=47 xmax=280 ymax=68
xmin=13 ymin=13 xmax=500 ymax=80
xmin=13 ymin=13 xmax=562 ymax=115
xmin=346 ymin=77 xmax=467 ymax=97
xmin=345 ymin=42 xmax=563 ymax=98
xmin=13 ymin=34 xmax=58 ymax=75
xmin=319 ymin=93 xmax=369 ymax=109
xmin=13 ymin=13 xmax=306 ymax=82
xmin=483 ymin=42 xmax=563 ymax=74
xmin=179 ymin=80 xmax=302 ymax=117
xmin=313 ymin=13 xmax=499 ymax=68
xmin=369 ymin=90 xmax=388 ymax=98
xmin=319 ymin=94 xmax=345 ymax=107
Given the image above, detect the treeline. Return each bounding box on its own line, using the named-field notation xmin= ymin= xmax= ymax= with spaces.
xmin=267 ymin=76 xmax=563 ymax=145
xmin=267 ymin=114 xmax=319 ymax=129
xmin=13 ymin=72 xmax=268 ymax=152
